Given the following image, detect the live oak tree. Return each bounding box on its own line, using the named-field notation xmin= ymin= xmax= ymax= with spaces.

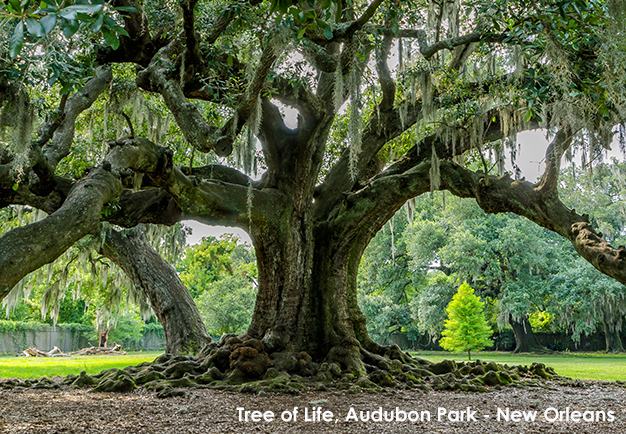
xmin=1 ymin=0 xmax=626 ymax=378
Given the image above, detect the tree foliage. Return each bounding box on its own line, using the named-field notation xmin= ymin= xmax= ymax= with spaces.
xmin=178 ymin=235 xmax=257 ymax=336
xmin=440 ymin=282 xmax=493 ymax=359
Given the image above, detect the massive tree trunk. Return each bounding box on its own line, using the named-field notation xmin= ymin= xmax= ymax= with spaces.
xmin=246 ymin=217 xmax=377 ymax=372
xmin=239 ymin=85 xmax=438 ymax=367
xmin=102 ymin=225 xmax=211 ymax=355
xmin=509 ymin=315 xmax=550 ymax=353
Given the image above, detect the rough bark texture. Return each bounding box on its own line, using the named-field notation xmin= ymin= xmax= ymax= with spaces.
xmin=509 ymin=316 xmax=550 ymax=354
xmin=42 ymin=66 xmax=113 ymax=170
xmin=102 ymin=226 xmax=211 ymax=355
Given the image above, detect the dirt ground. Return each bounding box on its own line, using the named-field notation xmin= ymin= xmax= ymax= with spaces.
xmin=1 ymin=381 xmax=625 ymax=433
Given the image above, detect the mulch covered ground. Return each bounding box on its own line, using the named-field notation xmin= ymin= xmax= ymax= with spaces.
xmin=1 ymin=381 xmax=625 ymax=433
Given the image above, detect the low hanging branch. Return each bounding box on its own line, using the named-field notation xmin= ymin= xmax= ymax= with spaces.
xmin=439 ymin=159 xmax=626 ymax=286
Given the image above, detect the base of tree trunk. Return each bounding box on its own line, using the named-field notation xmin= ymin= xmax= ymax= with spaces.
xmin=0 ymin=335 xmax=575 ymax=396
xmin=603 ymin=320 xmax=624 ymax=353
xmin=510 ymin=316 xmax=553 ymax=354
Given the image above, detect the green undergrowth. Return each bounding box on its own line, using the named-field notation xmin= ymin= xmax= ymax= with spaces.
xmin=411 ymin=351 xmax=626 ymax=381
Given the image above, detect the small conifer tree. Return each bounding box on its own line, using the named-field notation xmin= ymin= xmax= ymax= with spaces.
xmin=440 ymin=282 xmax=493 ymax=360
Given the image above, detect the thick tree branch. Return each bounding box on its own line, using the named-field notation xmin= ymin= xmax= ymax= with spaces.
xmin=36 ymin=94 xmax=68 ymax=148
xmin=106 ymin=189 xmax=182 ymax=227
xmin=314 ymin=101 xmax=422 ymax=220
xmin=375 ymin=34 xmax=395 ymax=110
xmin=299 ymin=41 xmax=338 ymax=73
xmin=332 ymin=161 xmax=432 ymax=239
xmin=21 ymin=93 xmax=68 ymax=195
xmin=316 ymin=69 xmax=537 ymax=222
xmin=28 ymin=144 xmax=58 ymax=196
xmin=320 ymin=0 xmax=385 ymax=44
xmin=105 ymin=136 xmax=280 ymax=228
xmin=1 ymin=132 xmax=282 ymax=298
xmin=439 ymin=162 xmax=626 ymax=286
xmin=137 ymin=37 xmax=280 ymax=157
xmin=98 ymin=0 xmax=169 ymax=66
xmin=537 ymin=128 xmax=574 ymax=192
xmin=136 ymin=42 xmax=226 ymax=155
xmin=407 ymin=30 xmax=507 ymax=60
xmin=448 ymin=42 xmax=478 ymax=72
xmin=2 ymin=173 xmax=181 ymax=228
xmin=256 ymin=98 xmax=294 ymax=176
xmin=272 ymin=76 xmax=324 ymax=127
xmin=180 ymin=0 xmax=201 ymax=65
xmin=1 ymin=176 xmax=73 ymax=214
xmin=338 ymin=145 xmax=626 ymax=289
xmin=376 ymin=108 xmax=541 ymax=181
xmin=43 ymin=66 xmax=113 ymax=170
xmin=0 ymin=168 xmax=122 ymax=298
xmin=187 ymin=164 xmax=251 ymax=186
xmin=0 ymin=135 xmax=185 ymax=297
xmin=329 ymin=108 xmax=542 ymax=247
xmin=221 ymin=40 xmax=283 ymax=138
xmin=111 ymin=0 xmax=149 ymax=42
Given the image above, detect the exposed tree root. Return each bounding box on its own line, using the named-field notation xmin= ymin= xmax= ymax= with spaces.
xmin=0 ymin=335 xmax=587 ymax=397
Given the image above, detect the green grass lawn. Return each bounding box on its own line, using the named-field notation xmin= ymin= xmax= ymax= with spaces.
xmin=1 ymin=350 xmax=624 ymax=382
xmin=0 ymin=352 xmax=162 ymax=379
xmin=411 ymin=351 xmax=626 ymax=381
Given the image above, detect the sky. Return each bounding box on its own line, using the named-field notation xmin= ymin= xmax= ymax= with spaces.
xmin=183 ymin=220 xmax=251 ymax=245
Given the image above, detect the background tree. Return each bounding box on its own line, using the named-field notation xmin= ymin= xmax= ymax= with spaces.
xmin=440 ymin=282 xmax=493 ymax=360
xmin=405 ymin=193 xmax=558 ymax=352
xmin=177 ymin=235 xmax=240 ymax=298
xmin=178 ymin=235 xmax=258 ymax=336
xmin=0 ymin=0 xmax=625 ymax=379
xmin=411 ymin=271 xmax=458 ymax=343
xmin=358 ymin=209 xmax=418 ymax=343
